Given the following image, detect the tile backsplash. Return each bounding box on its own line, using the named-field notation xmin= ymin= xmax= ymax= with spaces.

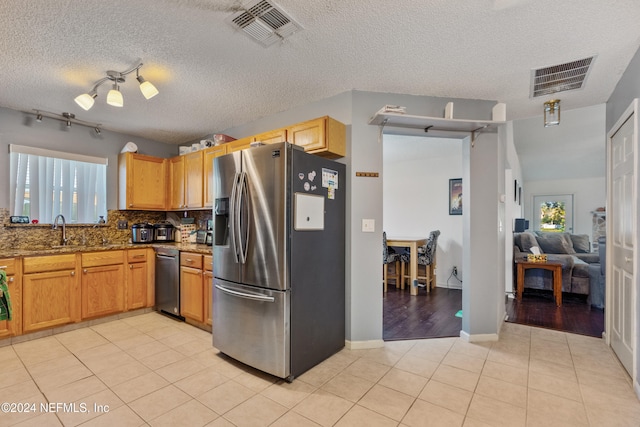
xmin=0 ymin=208 xmax=212 ymax=251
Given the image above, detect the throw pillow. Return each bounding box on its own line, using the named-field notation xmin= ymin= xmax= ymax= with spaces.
xmin=570 ymin=234 xmax=591 ymax=253
xmin=536 ymin=233 xmax=575 ymax=254
xmin=520 ymin=232 xmax=541 ymax=253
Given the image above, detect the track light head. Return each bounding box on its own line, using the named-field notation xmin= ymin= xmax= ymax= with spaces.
xmin=137 ymin=75 xmax=159 ymax=99
xmin=74 ymin=90 xmax=98 ymax=111
xmin=107 ymin=83 xmax=123 ymax=107
xmin=36 ymin=112 xmax=42 ymax=122
xmin=94 ymin=127 xmax=101 ymax=135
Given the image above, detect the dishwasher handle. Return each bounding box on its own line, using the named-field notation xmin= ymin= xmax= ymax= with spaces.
xmin=156 ymin=254 xmax=178 ymax=260
xmin=214 ymin=284 xmax=275 ymax=303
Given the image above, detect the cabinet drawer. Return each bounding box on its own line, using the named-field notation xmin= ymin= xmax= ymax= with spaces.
xmin=23 ymin=254 xmax=76 ymax=274
xmin=0 ymin=258 xmax=17 ymax=275
xmin=82 ymin=251 xmax=124 ymax=268
xmin=180 ymin=252 xmax=203 ymax=269
xmin=127 ymin=248 xmax=148 ymax=263
xmin=203 ymin=255 xmax=213 ymax=271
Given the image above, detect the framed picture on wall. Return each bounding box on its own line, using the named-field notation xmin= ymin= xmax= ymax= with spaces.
xmin=449 ymin=178 xmax=462 ymax=215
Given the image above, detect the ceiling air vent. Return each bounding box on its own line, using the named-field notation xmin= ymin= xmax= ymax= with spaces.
xmin=226 ymin=0 xmax=302 ymax=47
xmin=530 ymin=56 xmax=596 ymax=98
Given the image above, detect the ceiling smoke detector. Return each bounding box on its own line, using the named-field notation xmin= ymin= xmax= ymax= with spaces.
xmin=530 ymin=56 xmax=596 ymax=98
xmin=226 ymin=0 xmax=302 ymax=47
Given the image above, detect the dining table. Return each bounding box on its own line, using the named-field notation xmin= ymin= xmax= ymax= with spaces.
xmin=386 ymin=236 xmax=428 ymax=296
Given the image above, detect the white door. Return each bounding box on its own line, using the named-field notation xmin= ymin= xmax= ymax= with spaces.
xmin=608 ymin=108 xmax=636 ymax=376
xmin=532 ymin=194 xmax=574 ymax=233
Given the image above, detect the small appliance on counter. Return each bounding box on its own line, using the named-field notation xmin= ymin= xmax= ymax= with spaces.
xmin=131 ymin=223 xmax=154 ymax=243
xmin=154 ymin=221 xmax=175 ymax=242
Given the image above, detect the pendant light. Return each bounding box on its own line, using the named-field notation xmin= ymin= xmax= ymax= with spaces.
xmin=543 ymin=99 xmax=560 ymax=127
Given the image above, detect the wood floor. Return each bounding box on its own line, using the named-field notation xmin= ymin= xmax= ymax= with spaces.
xmin=505 ymin=289 xmax=605 ymax=338
xmin=383 ymin=285 xmax=462 ymax=341
xmin=383 ymin=284 xmax=604 ymax=341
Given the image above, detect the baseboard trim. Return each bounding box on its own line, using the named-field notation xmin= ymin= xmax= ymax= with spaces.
xmin=460 ymin=331 xmax=499 ymax=342
xmin=345 ymin=339 xmax=385 ymax=350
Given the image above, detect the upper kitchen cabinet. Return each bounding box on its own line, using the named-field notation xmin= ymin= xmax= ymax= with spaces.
xmin=119 ymin=152 xmax=168 ymax=210
xmin=287 ymin=116 xmax=346 ymax=159
xmin=227 ymin=136 xmax=253 ymax=153
xmin=254 ymin=128 xmax=287 ymax=145
xmin=169 ymin=151 xmax=204 ymax=210
xmin=204 ymin=145 xmax=228 ymax=208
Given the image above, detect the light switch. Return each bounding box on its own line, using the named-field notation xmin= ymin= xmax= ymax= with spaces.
xmin=362 ymin=219 xmax=375 ymax=233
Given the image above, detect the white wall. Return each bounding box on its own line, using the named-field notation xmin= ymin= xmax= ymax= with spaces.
xmin=382 ymin=135 xmax=463 ymax=288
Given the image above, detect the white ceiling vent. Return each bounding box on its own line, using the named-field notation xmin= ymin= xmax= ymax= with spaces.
xmin=226 ymin=0 xmax=302 ymax=47
xmin=530 ymin=56 xmax=596 ymax=98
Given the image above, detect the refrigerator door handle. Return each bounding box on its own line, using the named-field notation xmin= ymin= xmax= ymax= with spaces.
xmin=238 ymin=171 xmax=250 ymax=264
xmin=214 ymin=284 xmax=275 ymax=303
xmin=230 ymin=172 xmax=241 ymax=263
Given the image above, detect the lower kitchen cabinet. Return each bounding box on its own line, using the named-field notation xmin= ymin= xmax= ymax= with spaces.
xmin=22 ymin=254 xmax=80 ymax=333
xmin=127 ymin=248 xmax=152 ymax=310
xmin=81 ymin=251 xmax=125 ymax=319
xmin=203 ymin=255 xmax=213 ymax=326
xmin=0 ymin=258 xmax=22 ymax=338
xmin=180 ymin=252 xmax=204 ymax=322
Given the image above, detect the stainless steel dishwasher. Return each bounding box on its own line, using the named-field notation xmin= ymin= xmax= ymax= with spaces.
xmin=155 ymin=247 xmax=183 ymax=320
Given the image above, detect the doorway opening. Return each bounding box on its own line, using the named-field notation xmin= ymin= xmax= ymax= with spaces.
xmin=382 ymin=133 xmax=463 ymax=340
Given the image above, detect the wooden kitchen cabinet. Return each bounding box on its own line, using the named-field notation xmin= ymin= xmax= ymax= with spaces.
xmin=81 ymin=251 xmax=125 ymax=319
xmin=180 ymin=252 xmax=204 ymax=322
xmin=254 ymin=128 xmax=287 ymax=145
xmin=170 ymin=151 xmax=204 ymax=209
xmin=127 ymin=248 xmax=152 ymax=310
xmin=287 ymin=116 xmax=346 ymax=158
xmin=22 ymin=254 xmax=80 ymax=333
xmin=203 ymin=255 xmax=213 ymax=326
xmin=118 ymin=152 xmax=168 ymax=210
xmin=227 ymin=136 xmax=253 ymax=153
xmin=169 ymin=155 xmax=185 ymax=210
xmin=0 ymin=258 xmax=22 ymax=338
xmin=204 ymin=145 xmax=228 ymax=207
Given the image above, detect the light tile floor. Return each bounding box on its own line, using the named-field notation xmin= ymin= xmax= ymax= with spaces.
xmin=1 ymin=312 xmax=639 ymax=426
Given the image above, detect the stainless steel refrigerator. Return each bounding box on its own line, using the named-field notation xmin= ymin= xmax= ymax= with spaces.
xmin=212 ymin=142 xmax=345 ymax=381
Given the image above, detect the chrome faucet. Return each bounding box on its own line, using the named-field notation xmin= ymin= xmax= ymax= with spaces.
xmin=52 ymin=214 xmax=68 ymax=246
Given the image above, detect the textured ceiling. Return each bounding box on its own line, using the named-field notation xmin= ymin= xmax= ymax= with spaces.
xmin=1 ymin=0 xmax=639 ymax=145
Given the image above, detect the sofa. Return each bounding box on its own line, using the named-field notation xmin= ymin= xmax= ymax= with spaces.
xmin=513 ymin=232 xmax=603 ymax=304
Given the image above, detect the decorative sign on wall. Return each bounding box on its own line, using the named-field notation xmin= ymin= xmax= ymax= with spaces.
xmin=355 ymin=172 xmax=379 ymax=177
xmin=449 ymin=178 xmax=462 ymax=215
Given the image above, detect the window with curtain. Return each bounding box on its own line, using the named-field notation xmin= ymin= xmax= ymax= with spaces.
xmin=9 ymin=144 xmax=107 ymax=224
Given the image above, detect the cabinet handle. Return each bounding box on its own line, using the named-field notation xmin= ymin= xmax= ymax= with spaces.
xmin=186 ymin=259 xmax=193 ymax=263
xmin=132 ymin=255 xmax=145 ymax=259
xmin=129 ymin=204 xmax=133 ymax=207
xmin=8 ymin=277 xmax=14 ymax=282
xmin=130 ymin=264 xmax=133 ymax=269
xmin=83 ymin=269 xmax=88 ymax=274
xmin=71 ymin=271 xmax=75 ymax=276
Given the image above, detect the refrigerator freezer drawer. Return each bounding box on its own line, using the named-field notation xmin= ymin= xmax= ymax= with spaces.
xmin=212 ymin=278 xmax=290 ymax=379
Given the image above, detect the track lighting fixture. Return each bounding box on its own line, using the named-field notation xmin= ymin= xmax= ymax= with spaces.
xmin=74 ymin=61 xmax=158 ymax=111
xmin=30 ymin=110 xmax=101 ymax=133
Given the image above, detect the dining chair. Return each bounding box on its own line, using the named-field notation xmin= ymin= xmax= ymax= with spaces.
xmin=400 ymin=230 xmax=441 ymax=293
xmin=383 ymin=231 xmax=401 ymax=292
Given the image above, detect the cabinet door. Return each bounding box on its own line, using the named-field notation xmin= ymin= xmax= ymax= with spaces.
xmin=81 ymin=264 xmax=125 ymax=319
xmin=0 ymin=259 xmax=21 ymax=338
xmin=288 ymin=117 xmax=326 ymax=152
xmin=254 ymin=129 xmax=287 ymax=145
xmin=169 ymin=155 xmax=185 ymax=209
xmin=203 ymin=145 xmax=227 ymax=208
xmin=23 ymin=270 xmax=79 ymax=333
xmin=227 ymin=137 xmax=253 ymax=153
xmin=119 ymin=152 xmax=167 ymax=210
xmin=127 ymin=262 xmax=148 ymax=310
xmin=184 ymin=151 xmax=204 ymax=208
xmin=203 ymin=270 xmax=213 ymax=326
xmin=180 ymin=266 xmax=204 ymax=322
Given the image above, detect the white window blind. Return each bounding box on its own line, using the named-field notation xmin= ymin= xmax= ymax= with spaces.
xmin=9 ymin=144 xmax=107 ymax=223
